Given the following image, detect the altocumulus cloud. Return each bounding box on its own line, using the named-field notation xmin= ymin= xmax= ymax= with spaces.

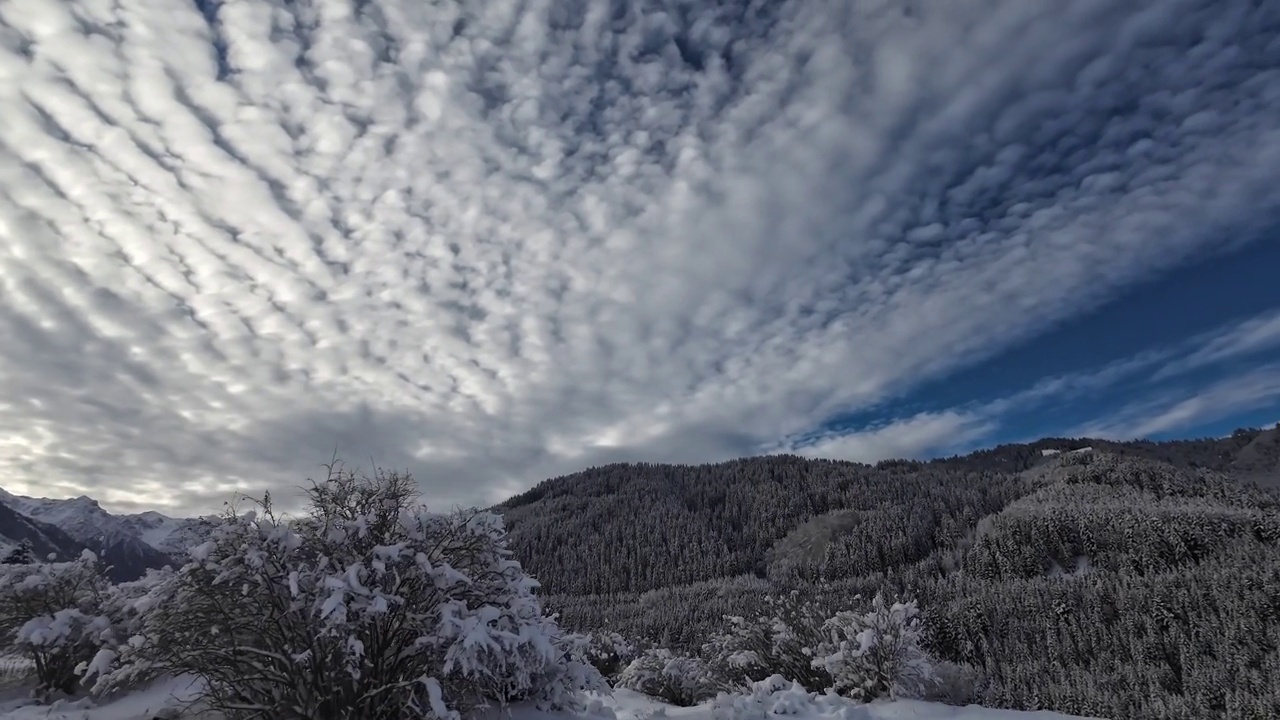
xmin=0 ymin=0 xmax=1278 ymax=514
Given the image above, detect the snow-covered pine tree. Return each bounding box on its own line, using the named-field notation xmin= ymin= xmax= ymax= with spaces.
xmin=1 ymin=539 xmax=35 ymax=565
xmin=584 ymin=630 xmax=638 ymax=681
xmin=84 ymin=466 xmax=604 ymax=720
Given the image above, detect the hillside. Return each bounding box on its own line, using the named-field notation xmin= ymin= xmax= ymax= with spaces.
xmin=498 ymin=430 xmax=1280 ymax=719
xmin=497 ymin=427 xmax=1280 ymax=595
xmin=498 ymin=456 xmax=1023 ymax=595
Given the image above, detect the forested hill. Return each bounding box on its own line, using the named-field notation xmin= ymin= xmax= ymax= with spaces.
xmin=498 ymin=455 xmax=1022 ymax=595
xmin=495 ymin=428 xmax=1280 ymax=718
xmin=496 ymin=425 xmax=1280 ymax=596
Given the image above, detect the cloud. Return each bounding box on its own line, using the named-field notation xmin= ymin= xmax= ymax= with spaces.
xmin=1 ymin=0 xmax=1279 ymax=514
xmin=1076 ymin=364 xmax=1280 ymax=439
xmin=1153 ymin=308 xmax=1280 ymax=380
xmin=789 ymin=411 xmax=994 ymax=464
xmin=796 ymin=304 xmax=1280 ymax=457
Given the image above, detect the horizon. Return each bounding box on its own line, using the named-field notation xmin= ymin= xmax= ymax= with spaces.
xmin=4 ymin=424 xmax=1278 ymax=518
xmin=2 ymin=0 xmax=1279 ymax=516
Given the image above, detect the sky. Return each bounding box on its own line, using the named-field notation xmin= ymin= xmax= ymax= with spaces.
xmin=1 ymin=0 xmax=1279 ymax=516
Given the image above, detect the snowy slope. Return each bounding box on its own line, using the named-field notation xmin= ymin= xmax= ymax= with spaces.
xmin=0 ymin=492 xmax=132 ymax=546
xmin=0 ymin=677 xmax=1101 ymax=720
xmin=117 ymin=511 xmax=220 ymax=557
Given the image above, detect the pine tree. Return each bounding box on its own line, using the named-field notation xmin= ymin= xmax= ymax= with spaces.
xmin=1 ymin=539 xmax=34 ymax=565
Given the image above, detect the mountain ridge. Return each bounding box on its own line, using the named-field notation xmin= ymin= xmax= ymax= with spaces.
xmin=3 ymin=425 xmax=1277 ymax=584
xmin=0 ymin=487 xmax=215 ymax=581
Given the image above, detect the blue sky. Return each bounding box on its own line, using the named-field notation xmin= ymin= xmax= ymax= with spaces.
xmin=0 ymin=0 xmax=1278 ymax=514
xmin=793 ymin=237 xmax=1280 ymax=461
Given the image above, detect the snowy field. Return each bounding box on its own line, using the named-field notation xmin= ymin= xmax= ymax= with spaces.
xmin=0 ymin=676 xmax=1097 ymax=720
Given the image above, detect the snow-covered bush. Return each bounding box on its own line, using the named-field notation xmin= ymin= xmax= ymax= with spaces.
xmin=710 ymin=675 xmax=872 ymax=720
xmin=78 ymin=566 xmax=177 ymax=694
xmin=700 ymin=590 xmax=937 ymax=703
xmin=585 ymin=630 xmax=637 ymax=681
xmin=811 ymin=592 xmax=936 ymax=701
xmin=617 ymin=648 xmax=726 ymax=706
xmin=0 ymin=550 xmax=115 ymax=696
xmin=702 ymin=590 xmax=833 ymax=691
xmin=86 ymin=466 xmax=604 ymax=719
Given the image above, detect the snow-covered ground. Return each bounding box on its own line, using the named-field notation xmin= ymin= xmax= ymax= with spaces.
xmin=0 ymin=677 xmax=1098 ymax=720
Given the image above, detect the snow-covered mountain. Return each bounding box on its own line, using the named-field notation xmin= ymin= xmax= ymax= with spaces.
xmin=0 ymin=487 xmax=216 ymax=581
xmin=0 ymin=498 xmax=85 ymax=563
xmin=116 ymin=510 xmax=221 ymax=556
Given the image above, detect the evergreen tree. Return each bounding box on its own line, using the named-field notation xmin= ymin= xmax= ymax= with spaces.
xmin=1 ymin=539 xmax=35 ymax=565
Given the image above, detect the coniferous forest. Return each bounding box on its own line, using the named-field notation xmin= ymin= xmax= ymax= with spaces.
xmin=497 ymin=427 xmax=1280 ymax=720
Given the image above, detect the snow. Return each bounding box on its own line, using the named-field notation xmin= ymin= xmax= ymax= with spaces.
xmin=566 ymin=688 xmax=1096 ymax=720
xmin=0 ymin=676 xmax=205 ymax=719
xmin=0 ymin=653 xmax=33 ymax=679
xmin=0 ymin=677 xmax=1101 ymax=720
xmin=1041 ymin=448 xmax=1094 ymax=458
xmin=130 ymin=514 xmax=192 ymax=553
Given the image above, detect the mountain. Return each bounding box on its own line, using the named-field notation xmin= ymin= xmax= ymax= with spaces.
xmin=0 ymin=489 xmax=215 ymax=581
xmin=116 ymin=510 xmax=222 ymax=557
xmin=0 ymin=499 xmax=86 ymax=563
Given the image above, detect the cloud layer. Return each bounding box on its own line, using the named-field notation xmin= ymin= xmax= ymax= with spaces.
xmin=1 ymin=0 xmax=1278 ymax=513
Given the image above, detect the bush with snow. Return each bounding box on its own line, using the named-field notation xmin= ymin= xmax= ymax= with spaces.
xmin=811 ymin=593 xmax=936 ymax=701
xmin=617 ymin=648 xmax=727 ymax=706
xmin=585 ymin=630 xmax=638 ymax=681
xmin=702 ymin=590 xmax=833 ymax=692
xmin=76 ymin=566 xmax=178 ymax=694
xmin=700 ymin=590 xmax=937 ymax=703
xmin=85 ymin=466 xmax=604 ymax=719
xmin=710 ymin=675 xmax=872 ymax=720
xmin=0 ymin=550 xmax=116 ymax=696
